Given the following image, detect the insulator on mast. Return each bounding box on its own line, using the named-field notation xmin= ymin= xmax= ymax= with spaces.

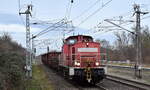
xmin=71 ymin=0 xmax=73 ymax=3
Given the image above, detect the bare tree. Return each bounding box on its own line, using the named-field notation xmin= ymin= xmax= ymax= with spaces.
xmin=114 ymin=31 xmax=131 ymax=60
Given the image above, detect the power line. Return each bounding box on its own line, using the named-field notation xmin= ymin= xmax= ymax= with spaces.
xmin=19 ymin=16 xmax=26 ymax=26
xmin=92 ymin=12 xmax=135 ymax=33
xmin=104 ymin=19 xmax=135 ymax=34
xmin=73 ymin=0 xmax=113 ymax=35
xmin=34 ymin=19 xmax=65 ymax=37
xmin=77 ymin=0 xmax=112 ymax=26
xmin=18 ymin=0 xmax=26 ymax=26
xmin=142 ymin=15 xmax=150 ymax=20
xmin=18 ymin=0 xmax=21 ymax=12
xmin=33 ymin=19 xmax=74 ymax=38
xmin=72 ymin=0 xmax=101 ymax=20
xmin=67 ymin=2 xmax=73 ymax=20
xmin=37 ymin=24 xmax=65 ymax=37
xmin=65 ymin=0 xmax=74 ymax=20
xmin=65 ymin=0 xmax=71 ymax=18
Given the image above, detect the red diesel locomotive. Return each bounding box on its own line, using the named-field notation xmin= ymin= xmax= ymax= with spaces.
xmin=42 ymin=35 xmax=106 ymax=84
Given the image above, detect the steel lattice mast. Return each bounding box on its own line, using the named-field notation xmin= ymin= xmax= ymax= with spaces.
xmin=19 ymin=5 xmax=32 ymax=78
xmin=133 ymin=4 xmax=148 ymax=78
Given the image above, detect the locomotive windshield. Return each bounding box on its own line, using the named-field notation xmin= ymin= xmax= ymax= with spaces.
xmin=68 ymin=39 xmax=77 ymax=44
xmin=82 ymin=38 xmax=93 ymax=42
xmin=65 ymin=35 xmax=93 ymax=44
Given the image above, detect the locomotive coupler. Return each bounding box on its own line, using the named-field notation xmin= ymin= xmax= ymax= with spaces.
xmin=85 ymin=64 xmax=92 ymax=83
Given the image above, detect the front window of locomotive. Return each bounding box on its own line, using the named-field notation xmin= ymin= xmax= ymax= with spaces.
xmin=82 ymin=37 xmax=93 ymax=43
xmin=67 ymin=39 xmax=77 ymax=45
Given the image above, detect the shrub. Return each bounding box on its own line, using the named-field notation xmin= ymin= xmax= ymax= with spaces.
xmin=0 ymin=33 xmax=26 ymax=90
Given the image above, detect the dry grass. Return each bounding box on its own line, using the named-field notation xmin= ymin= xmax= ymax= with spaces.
xmin=25 ymin=65 xmax=54 ymax=90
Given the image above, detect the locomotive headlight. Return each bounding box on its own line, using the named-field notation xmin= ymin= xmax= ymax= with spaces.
xmin=77 ymin=62 xmax=80 ymax=66
xmin=95 ymin=62 xmax=99 ymax=66
xmin=75 ymin=61 xmax=80 ymax=66
xmin=75 ymin=61 xmax=78 ymax=65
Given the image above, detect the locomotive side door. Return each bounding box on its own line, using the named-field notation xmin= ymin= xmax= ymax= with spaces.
xmin=71 ymin=47 xmax=75 ymax=66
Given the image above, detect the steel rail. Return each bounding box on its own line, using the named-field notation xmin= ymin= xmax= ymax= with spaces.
xmin=107 ymin=65 xmax=150 ymax=71
xmin=106 ymin=74 xmax=150 ymax=90
xmin=96 ymin=85 xmax=108 ymax=90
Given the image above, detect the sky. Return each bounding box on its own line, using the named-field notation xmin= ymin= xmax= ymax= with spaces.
xmin=0 ymin=0 xmax=150 ymax=55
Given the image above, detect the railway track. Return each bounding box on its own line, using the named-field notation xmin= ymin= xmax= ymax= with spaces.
xmin=107 ymin=65 xmax=150 ymax=71
xmin=96 ymin=85 xmax=108 ymax=90
xmin=67 ymin=78 xmax=107 ymax=90
xmin=43 ymin=64 xmax=150 ymax=90
xmin=43 ymin=64 xmax=106 ymax=90
xmin=106 ymin=74 xmax=150 ymax=90
xmin=74 ymin=84 xmax=107 ymax=90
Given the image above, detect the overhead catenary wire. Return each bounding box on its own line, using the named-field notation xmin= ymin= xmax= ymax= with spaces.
xmin=19 ymin=15 xmax=26 ymax=26
xmin=65 ymin=0 xmax=74 ymax=20
xmin=67 ymin=0 xmax=74 ymax=20
xmin=32 ymin=18 xmax=63 ymax=24
xmin=92 ymin=28 xmax=122 ymax=36
xmin=85 ymin=20 xmax=133 ymax=36
xmin=89 ymin=12 xmax=134 ymax=35
xmin=38 ymin=24 xmax=66 ymax=36
xmin=18 ymin=0 xmax=25 ymax=26
xmin=34 ymin=19 xmax=65 ymax=37
xmin=90 ymin=10 xmax=133 ymax=30
xmin=35 ymin=23 xmax=64 ymax=37
xmin=72 ymin=0 xmax=101 ymax=20
xmin=72 ymin=0 xmax=113 ymax=35
xmin=65 ymin=0 xmax=71 ymax=18
xmin=86 ymin=4 xmax=149 ymax=38
xmin=141 ymin=15 xmax=150 ymax=20
xmin=119 ymin=15 xmax=150 ymax=26
xmin=18 ymin=0 xmax=21 ymax=12
xmin=67 ymin=4 xmax=73 ymax=20
xmin=77 ymin=0 xmax=113 ymax=26
xmin=33 ymin=19 xmax=73 ymax=38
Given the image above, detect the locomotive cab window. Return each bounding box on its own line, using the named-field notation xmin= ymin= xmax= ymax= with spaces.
xmin=67 ymin=39 xmax=77 ymax=44
xmin=82 ymin=36 xmax=93 ymax=42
